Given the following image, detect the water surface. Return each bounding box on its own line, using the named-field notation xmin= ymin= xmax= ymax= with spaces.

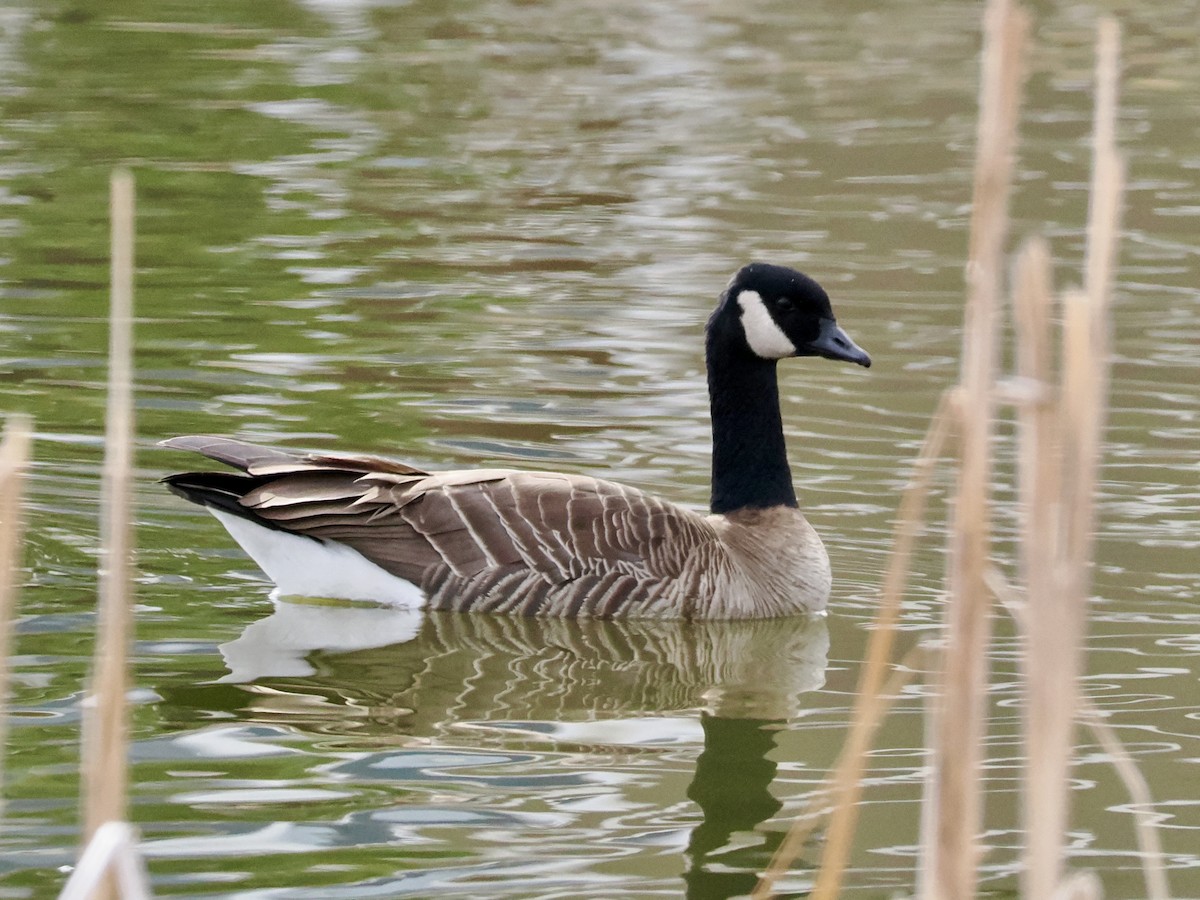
xmin=1 ymin=1 xmax=1197 ymax=896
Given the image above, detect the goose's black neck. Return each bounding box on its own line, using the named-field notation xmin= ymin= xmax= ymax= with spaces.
xmin=707 ymin=315 xmax=797 ymax=515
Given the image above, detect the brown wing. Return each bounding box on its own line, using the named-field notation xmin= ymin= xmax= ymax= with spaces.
xmin=163 ymin=436 xmax=720 ymax=616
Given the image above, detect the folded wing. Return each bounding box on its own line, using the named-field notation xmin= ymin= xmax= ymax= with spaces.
xmin=162 ymin=436 xmax=721 ymax=617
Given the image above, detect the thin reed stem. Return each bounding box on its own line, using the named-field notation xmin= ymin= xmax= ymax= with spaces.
xmin=1013 ymin=238 xmax=1079 ymax=900
xmin=1067 ymin=16 xmax=1123 ymax=583
xmin=1018 ymin=20 xmax=1123 ymax=898
xmin=0 ymin=415 xmax=33 ymax=817
xmin=990 ymin=563 xmax=1169 ymax=900
xmin=1078 ymin=701 xmax=1170 ymax=899
xmin=82 ymin=170 xmax=137 ymax=898
xmin=923 ymin=0 xmax=1028 ymax=896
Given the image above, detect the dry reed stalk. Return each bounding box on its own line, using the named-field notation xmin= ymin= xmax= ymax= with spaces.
xmin=0 ymin=415 xmax=33 ymax=816
xmin=80 ymin=170 xmax=136 ymax=899
xmin=751 ymin=388 xmax=960 ymax=899
xmin=1065 ymin=16 xmax=1123 ymax=591
xmin=1085 ymin=19 xmax=1122 ymax=308
xmin=1017 ymin=19 xmax=1124 ymax=899
xmin=921 ymin=0 xmax=1028 ymax=896
xmin=1078 ymin=701 xmax=1170 ymax=899
xmin=1014 ymin=238 xmax=1074 ymax=899
xmin=988 ymin=558 xmax=1169 ymax=899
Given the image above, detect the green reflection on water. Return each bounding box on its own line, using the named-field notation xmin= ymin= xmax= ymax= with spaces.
xmin=1 ymin=0 xmax=1198 ymax=896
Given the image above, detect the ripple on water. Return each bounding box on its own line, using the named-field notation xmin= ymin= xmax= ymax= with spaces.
xmin=0 ymin=0 xmax=1197 ymax=896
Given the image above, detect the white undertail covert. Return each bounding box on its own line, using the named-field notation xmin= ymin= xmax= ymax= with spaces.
xmin=210 ymin=509 xmax=425 ymax=608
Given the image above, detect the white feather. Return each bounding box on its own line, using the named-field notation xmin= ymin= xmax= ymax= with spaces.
xmin=209 ymin=509 xmax=426 ymax=608
xmin=736 ymin=289 xmax=797 ymax=359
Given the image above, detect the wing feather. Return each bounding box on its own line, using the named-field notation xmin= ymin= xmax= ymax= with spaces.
xmin=165 ymin=437 xmax=721 ymax=616
xmin=299 ymin=470 xmax=718 ymax=608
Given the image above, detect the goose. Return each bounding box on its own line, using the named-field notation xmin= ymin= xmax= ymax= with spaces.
xmin=162 ymin=262 xmax=870 ymax=619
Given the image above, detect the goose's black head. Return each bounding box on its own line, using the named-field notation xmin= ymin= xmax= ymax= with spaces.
xmin=710 ymin=262 xmax=871 ymax=368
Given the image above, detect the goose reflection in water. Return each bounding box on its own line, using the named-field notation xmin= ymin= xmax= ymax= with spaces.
xmin=215 ymin=602 xmax=829 ymax=897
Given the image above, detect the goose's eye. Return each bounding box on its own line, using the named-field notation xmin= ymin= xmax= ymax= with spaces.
xmin=775 ymin=297 xmax=794 ymax=313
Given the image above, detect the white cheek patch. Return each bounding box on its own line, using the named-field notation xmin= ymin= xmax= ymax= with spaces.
xmin=736 ymin=290 xmax=797 ymax=359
